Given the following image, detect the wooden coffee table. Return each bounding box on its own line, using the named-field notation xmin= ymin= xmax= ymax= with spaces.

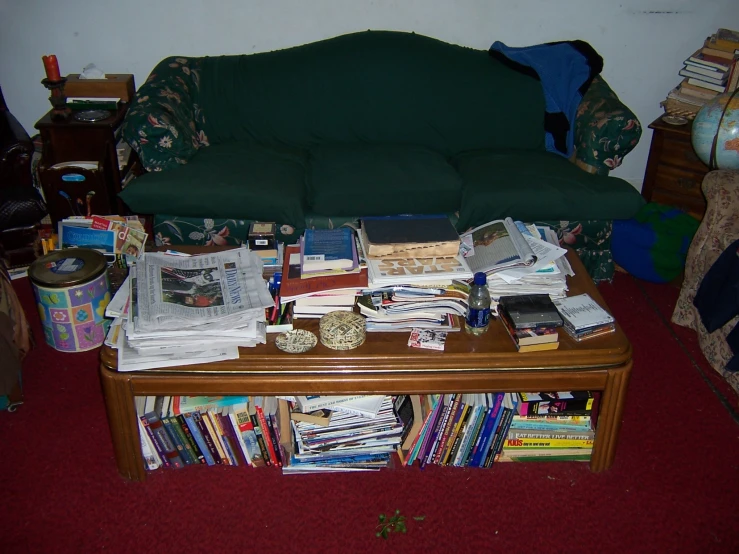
xmin=99 ymin=249 xmax=632 ymax=480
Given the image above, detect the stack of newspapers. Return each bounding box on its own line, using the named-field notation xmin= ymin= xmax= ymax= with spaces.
xmin=106 ymin=249 xmax=275 ymax=371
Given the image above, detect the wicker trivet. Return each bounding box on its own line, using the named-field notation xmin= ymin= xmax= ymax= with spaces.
xmin=319 ymin=311 xmax=366 ymax=350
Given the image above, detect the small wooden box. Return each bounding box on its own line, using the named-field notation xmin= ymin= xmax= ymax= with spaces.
xmin=248 ymin=222 xmax=276 ymax=250
xmin=64 ymin=74 xmax=135 ymax=102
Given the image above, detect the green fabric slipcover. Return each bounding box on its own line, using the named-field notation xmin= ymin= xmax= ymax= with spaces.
xmin=455 ymin=150 xmax=645 ymax=231
xmin=307 ymin=144 xmax=462 ymax=216
xmin=196 ymin=31 xmax=545 ymax=155
xmin=120 ymin=143 xmax=307 ymax=222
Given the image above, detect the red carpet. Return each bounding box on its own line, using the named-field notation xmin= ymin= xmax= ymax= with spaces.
xmin=2 ymin=273 xmax=738 ymax=553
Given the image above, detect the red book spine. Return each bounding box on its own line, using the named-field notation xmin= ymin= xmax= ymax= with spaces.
xmin=255 ymin=405 xmax=281 ymax=467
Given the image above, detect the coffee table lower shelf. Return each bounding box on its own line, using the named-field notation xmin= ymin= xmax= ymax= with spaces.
xmin=99 ymin=354 xmax=632 ymax=481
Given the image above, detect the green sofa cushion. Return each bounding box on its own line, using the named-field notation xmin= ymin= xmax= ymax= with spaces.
xmin=197 ymin=31 xmax=546 ymax=156
xmin=455 ymin=150 xmax=646 ymax=231
xmin=307 ymin=144 xmax=462 ymax=217
xmin=119 ymin=143 xmax=307 ymax=223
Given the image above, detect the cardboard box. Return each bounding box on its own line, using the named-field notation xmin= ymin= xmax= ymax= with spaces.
xmin=64 ymin=74 xmax=135 ymax=102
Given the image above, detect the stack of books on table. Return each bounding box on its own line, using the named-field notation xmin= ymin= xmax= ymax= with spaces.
xmin=663 ymin=28 xmax=739 ymax=116
xmin=498 ymin=391 xmax=597 ymax=462
xmin=496 ymin=293 xmax=564 ymax=352
xmin=107 ymin=248 xmax=275 ymax=371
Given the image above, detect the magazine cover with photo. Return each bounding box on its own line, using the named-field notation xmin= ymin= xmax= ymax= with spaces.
xmin=160 ymin=266 xmax=224 ymax=307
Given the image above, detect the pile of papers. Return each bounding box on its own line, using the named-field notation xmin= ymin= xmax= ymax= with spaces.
xmin=58 ymin=215 xmax=148 ymax=266
xmin=470 ymin=223 xmax=572 ymax=304
xmin=107 ymin=248 xmax=274 ymax=371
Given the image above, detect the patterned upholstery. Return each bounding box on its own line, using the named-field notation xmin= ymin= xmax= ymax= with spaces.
xmin=672 ymin=170 xmax=739 ymax=394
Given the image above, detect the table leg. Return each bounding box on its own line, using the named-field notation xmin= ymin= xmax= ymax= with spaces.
xmin=589 ymin=360 xmax=632 ymax=472
xmin=99 ymin=364 xmax=147 ymax=481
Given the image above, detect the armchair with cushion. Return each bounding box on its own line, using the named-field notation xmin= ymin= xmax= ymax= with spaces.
xmin=672 ymin=170 xmax=739 ymax=395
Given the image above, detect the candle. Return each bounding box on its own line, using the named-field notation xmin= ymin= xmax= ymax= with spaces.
xmin=42 ymin=55 xmax=61 ymax=81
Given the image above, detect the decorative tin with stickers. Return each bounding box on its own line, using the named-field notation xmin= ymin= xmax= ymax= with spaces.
xmin=28 ymin=248 xmax=111 ymax=352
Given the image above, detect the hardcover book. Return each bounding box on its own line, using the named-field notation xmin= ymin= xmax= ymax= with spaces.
xmin=517 ymin=391 xmax=595 ymax=416
xmin=300 ymin=227 xmax=358 ymax=273
xmin=360 ymin=214 xmax=461 ymax=259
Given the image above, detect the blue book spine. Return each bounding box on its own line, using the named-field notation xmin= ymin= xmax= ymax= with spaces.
xmin=471 ymin=393 xmax=505 ymax=468
xmin=183 ymin=412 xmax=215 ymax=466
xmin=302 ymin=228 xmax=356 ymax=271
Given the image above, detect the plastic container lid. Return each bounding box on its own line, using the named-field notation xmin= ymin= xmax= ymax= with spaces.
xmin=473 ymin=272 xmax=487 ymax=286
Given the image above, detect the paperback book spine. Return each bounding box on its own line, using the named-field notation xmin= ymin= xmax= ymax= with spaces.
xmin=445 ymin=403 xmax=472 ymax=466
xmin=192 ymin=411 xmax=222 ymax=465
xmin=255 ymin=405 xmax=281 ymax=466
xmin=177 ymin=414 xmax=205 ymax=464
xmin=249 ymin=411 xmax=272 ymax=466
xmin=183 ymin=412 xmax=215 ymax=465
xmin=202 ymin=411 xmax=229 ymax=464
xmin=462 ymin=405 xmax=490 ymax=467
xmin=139 ymin=415 xmax=169 ymax=468
xmin=434 ymin=395 xmax=463 ymax=465
xmin=143 ymin=411 xmax=184 ymax=469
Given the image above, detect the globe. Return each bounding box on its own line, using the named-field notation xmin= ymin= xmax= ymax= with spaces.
xmin=691 ymin=92 xmax=739 ymax=170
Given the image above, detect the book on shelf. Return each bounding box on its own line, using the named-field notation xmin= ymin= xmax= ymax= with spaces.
xmin=142 ymin=398 xmax=185 ymax=469
xmin=393 ymin=395 xmax=424 ymax=453
xmin=677 ymin=68 xmax=727 ymax=85
xmin=714 ymin=28 xmax=739 ymax=53
xmin=290 ymin=407 xmax=334 ymax=427
xmin=497 ymin=448 xmax=592 ymax=462
xmin=681 ymin=62 xmax=729 ymax=79
xmin=517 ymin=391 xmax=595 ymax=416
xmin=300 ymin=227 xmax=358 ymax=274
xmin=171 ymin=395 xmax=248 ymax=415
xmin=507 ymin=427 xmax=595 ymax=441
xmin=685 ymin=49 xmax=733 ymax=72
xmin=684 ymin=77 xmax=727 ymax=94
xmin=677 ymin=80 xmax=720 ymax=99
xmin=359 ymin=214 xmax=461 ymax=259
xmin=294 ymin=292 xmax=357 ymax=307
xmin=504 ymin=436 xmax=594 ymax=449
xmin=295 ymin=394 xmax=370 ymax=413
xmin=280 ymin=244 xmax=368 ymax=302
xmin=510 ymin=413 xmax=592 ymax=431
xmin=702 ymin=38 xmax=738 ymax=59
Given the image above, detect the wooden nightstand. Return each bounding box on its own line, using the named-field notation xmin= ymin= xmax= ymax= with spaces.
xmin=34 ymin=104 xmax=139 ymax=225
xmin=641 ymin=115 xmax=709 ymax=220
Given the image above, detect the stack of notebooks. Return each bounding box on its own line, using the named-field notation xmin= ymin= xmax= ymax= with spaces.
xmin=664 ymin=28 xmax=739 ymax=116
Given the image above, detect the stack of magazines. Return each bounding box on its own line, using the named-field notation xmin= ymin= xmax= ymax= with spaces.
xmin=460 ymin=219 xmax=571 ymax=302
xmin=285 ymin=395 xmax=405 ymax=473
xmin=107 ymin=248 xmax=275 ymax=371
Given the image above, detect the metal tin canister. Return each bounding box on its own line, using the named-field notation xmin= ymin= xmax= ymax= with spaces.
xmin=28 ymin=249 xmax=111 ymax=352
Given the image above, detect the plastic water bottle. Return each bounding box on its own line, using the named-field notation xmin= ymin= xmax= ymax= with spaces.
xmin=465 ymin=272 xmax=492 ymax=335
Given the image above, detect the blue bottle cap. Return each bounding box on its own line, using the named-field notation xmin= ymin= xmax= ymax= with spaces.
xmin=473 ymin=272 xmax=487 ymax=286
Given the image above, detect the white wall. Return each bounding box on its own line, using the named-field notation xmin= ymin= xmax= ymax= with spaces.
xmin=1 ymin=0 xmax=737 ymax=190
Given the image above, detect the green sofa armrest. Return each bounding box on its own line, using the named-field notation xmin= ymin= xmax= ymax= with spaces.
xmin=573 ymin=76 xmax=642 ymax=175
xmin=121 ymin=57 xmax=209 ymax=172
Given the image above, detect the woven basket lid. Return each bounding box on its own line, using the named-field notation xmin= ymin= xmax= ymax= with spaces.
xmin=319 ymin=311 xmax=366 ymax=350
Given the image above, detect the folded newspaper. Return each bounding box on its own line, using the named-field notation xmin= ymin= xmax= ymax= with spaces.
xmin=107 ymin=248 xmax=275 ymax=371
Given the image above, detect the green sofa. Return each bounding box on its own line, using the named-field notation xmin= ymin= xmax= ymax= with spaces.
xmin=120 ymin=30 xmax=644 ymax=281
